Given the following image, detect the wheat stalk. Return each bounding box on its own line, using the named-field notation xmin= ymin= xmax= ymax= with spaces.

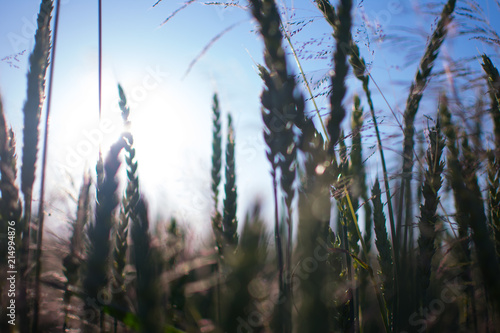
xmin=487 ymin=152 xmax=500 ymax=258
xmin=350 ymin=95 xmax=372 ymax=253
xmin=221 ymin=203 xmax=267 ymax=332
xmin=108 ymin=85 xmax=138 ymax=331
xmin=249 ymin=1 xmax=304 ymax=329
xmin=0 ymin=95 xmax=22 ymax=331
xmin=222 ymin=114 xmax=238 ymax=249
xmin=131 ymin=198 xmax=163 ymax=333
xmin=325 ymin=0 xmax=351 ymax=153
xmin=372 ymin=179 xmax=394 ymax=328
xmin=83 ymin=138 xmax=125 ymax=332
xmin=440 ymin=95 xmax=500 ymax=315
xmin=417 ymin=123 xmax=445 ymax=307
xmin=481 ymin=55 xmax=500 ymax=159
xmin=210 ymin=94 xmax=224 ymax=255
xmin=400 ymin=0 xmax=456 ymax=251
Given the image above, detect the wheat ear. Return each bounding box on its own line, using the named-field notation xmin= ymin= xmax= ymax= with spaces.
xmin=416 ymin=123 xmax=445 ymax=307
xmin=83 ymin=138 xmax=125 ymax=332
xmin=130 ymin=198 xmax=163 ymax=332
xmin=372 ymin=178 xmax=394 ymax=327
xmin=481 ymin=55 xmax=500 ymax=159
xmin=210 ymin=94 xmax=224 ymax=254
xmin=222 ymin=114 xmax=238 ymax=249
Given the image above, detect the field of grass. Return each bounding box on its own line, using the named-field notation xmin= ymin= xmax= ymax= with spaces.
xmin=1 ymin=0 xmax=500 ymax=332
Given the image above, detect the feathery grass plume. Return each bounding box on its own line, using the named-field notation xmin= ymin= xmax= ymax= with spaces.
xmin=325 ymin=0 xmax=352 ymax=153
xmin=17 ymin=1 xmax=54 ymax=331
xmin=481 ymin=54 xmax=500 ymax=159
xmin=131 ymin=197 xmax=163 ymax=333
xmin=210 ymin=93 xmax=224 ymax=254
xmin=400 ymin=0 xmax=456 ymax=248
xmin=62 ymin=172 xmax=91 ymax=332
xmin=221 ymin=203 xmax=267 ymax=333
xmin=417 ymin=122 xmax=445 ymax=308
xmin=83 ymin=138 xmax=125 ymax=332
xmin=372 ymin=179 xmax=394 ymax=329
xmin=222 ymin=114 xmax=238 ymax=249
xmin=487 ymin=152 xmax=500 ymax=258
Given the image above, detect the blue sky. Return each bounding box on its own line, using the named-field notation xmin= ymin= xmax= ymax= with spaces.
xmin=1 ymin=0 xmax=499 ymax=240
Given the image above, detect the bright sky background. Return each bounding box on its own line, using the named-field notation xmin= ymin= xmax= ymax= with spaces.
xmin=1 ymin=0 xmax=499 ymax=242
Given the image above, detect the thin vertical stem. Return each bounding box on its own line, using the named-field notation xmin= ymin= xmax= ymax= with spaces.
xmin=98 ymin=0 xmax=102 ymax=121
xmin=272 ymin=170 xmax=285 ymax=332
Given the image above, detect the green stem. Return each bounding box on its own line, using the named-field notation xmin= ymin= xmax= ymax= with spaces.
xmin=281 ymin=23 xmax=329 ymax=142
